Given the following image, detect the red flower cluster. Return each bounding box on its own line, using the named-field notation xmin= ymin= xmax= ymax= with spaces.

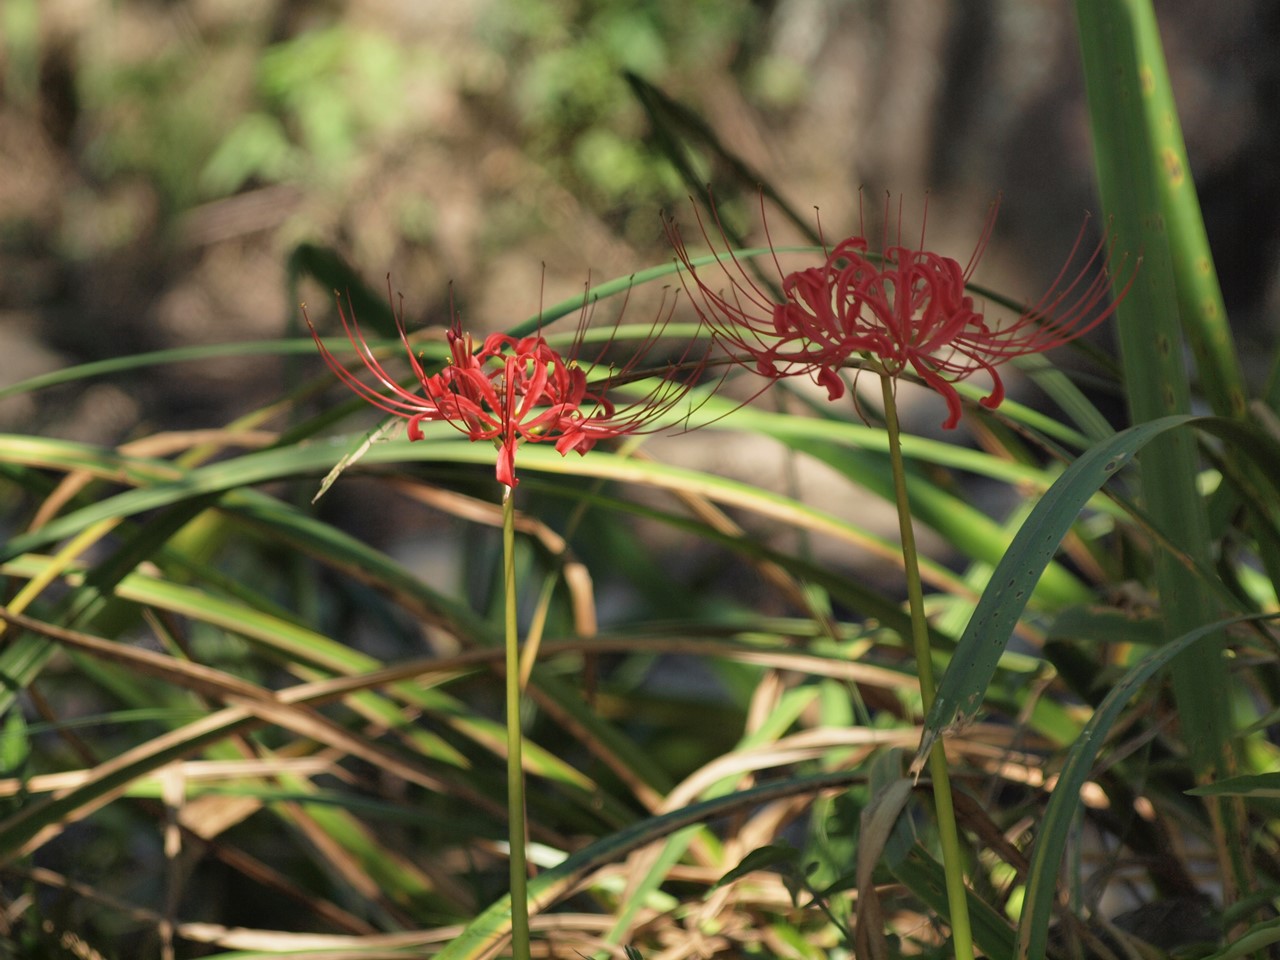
xmin=667 ymin=197 xmax=1131 ymax=428
xmin=305 ymin=286 xmax=706 ymax=489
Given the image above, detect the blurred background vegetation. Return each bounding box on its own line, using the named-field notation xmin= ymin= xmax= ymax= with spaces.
xmin=2 ymin=1 xmax=1280 ymax=955
xmin=3 ymin=0 xmax=1276 ymax=448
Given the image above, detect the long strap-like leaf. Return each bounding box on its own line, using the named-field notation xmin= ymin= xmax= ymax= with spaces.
xmin=1016 ymin=612 xmax=1280 ymax=960
xmin=1075 ymin=0 xmax=1234 ymax=786
xmin=918 ymin=411 xmax=1280 ymax=766
xmin=915 ymin=415 xmax=1188 ymax=766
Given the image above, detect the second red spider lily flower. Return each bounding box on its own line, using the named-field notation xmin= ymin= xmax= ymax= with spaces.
xmin=666 ymin=196 xmax=1134 ymax=428
xmin=303 ymin=283 xmax=711 ymax=489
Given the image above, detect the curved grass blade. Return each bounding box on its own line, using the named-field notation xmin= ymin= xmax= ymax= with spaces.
xmin=914 ymin=415 xmax=1194 ymax=768
xmin=1189 ymin=774 xmax=1280 ymax=799
xmin=0 ymin=435 xmax=967 ymax=600
xmin=1008 ymin=353 xmax=1115 ymax=445
xmin=915 ymin=411 xmax=1280 ymax=766
xmin=1 ymin=548 xmax=608 ymax=803
xmin=1198 ymin=916 xmax=1280 ymax=960
xmin=287 ymin=242 xmax=397 ymax=331
xmin=1015 ymin=612 xmax=1280 ymax=960
xmin=520 ymin=478 xmax=931 ymax=646
xmin=739 ymin=415 xmax=1090 ymax=608
xmin=598 ymin=684 xmax=822 ymax=951
xmin=0 ymin=437 xmax=492 ymax=651
xmin=624 ymin=71 xmax=819 ymax=244
xmin=0 ymin=609 xmax=489 ymax=861
xmin=0 ymin=339 xmax=348 ymax=401
xmin=856 ymin=778 xmax=914 ymax=960
xmin=0 ymin=256 xmax=696 ymax=401
xmin=435 ymin=770 xmax=864 ymax=960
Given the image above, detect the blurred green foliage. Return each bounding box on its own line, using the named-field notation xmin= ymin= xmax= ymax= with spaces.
xmin=203 ymin=26 xmax=411 ymax=196
xmin=77 ymin=16 xmax=415 ymax=209
xmin=480 ymin=0 xmax=760 ymax=220
xmin=81 ymin=45 xmax=239 ymax=211
xmin=1 ymin=0 xmax=40 ymax=105
xmin=23 ymin=4 xmax=1280 ymax=957
xmin=64 ymin=0 xmax=782 ymax=240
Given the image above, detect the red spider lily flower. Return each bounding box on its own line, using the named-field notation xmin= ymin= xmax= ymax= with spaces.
xmin=303 ymin=282 xmax=711 ymax=489
xmin=666 ymin=196 xmax=1133 ymax=429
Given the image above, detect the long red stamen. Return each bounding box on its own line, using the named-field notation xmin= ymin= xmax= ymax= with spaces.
xmin=667 ymin=192 xmax=1131 ymax=429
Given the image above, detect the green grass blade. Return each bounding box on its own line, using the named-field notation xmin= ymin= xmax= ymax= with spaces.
xmin=3 ymin=548 xmax=606 ymax=800
xmin=1015 ymin=613 xmax=1279 ymax=960
xmin=0 ymin=434 xmax=966 ymax=602
xmin=0 ymin=339 xmax=336 ymax=400
xmin=1075 ymin=0 xmax=1233 ymax=786
xmin=1189 ymin=774 xmax=1280 ymax=800
xmin=624 ymin=70 xmax=820 ymax=243
xmin=1198 ymin=917 xmax=1280 ymax=960
xmin=917 ymin=409 xmax=1280 ymax=761
xmin=596 ymin=684 xmax=817 ymax=951
xmin=915 ymin=415 xmax=1193 ymax=766
xmin=1009 ymin=353 xmax=1115 ymax=445
xmin=435 ymin=770 xmax=864 ymax=960
xmin=691 ymin=394 xmax=1096 ymax=606
xmin=1125 ymin=4 xmax=1245 ymax=420
xmin=890 ymin=844 xmax=1015 ymax=960
xmin=521 ymin=479 xmax=931 ymax=643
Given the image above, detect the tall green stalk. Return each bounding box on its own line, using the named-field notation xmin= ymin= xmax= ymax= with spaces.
xmin=879 ymin=373 xmax=974 ymax=960
xmin=1074 ymin=0 xmax=1242 ymax=900
xmin=503 ymin=487 xmax=532 ymax=960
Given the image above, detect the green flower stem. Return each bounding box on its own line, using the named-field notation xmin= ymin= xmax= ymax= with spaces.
xmin=502 ymin=486 xmax=532 ymax=960
xmin=878 ymin=373 xmax=974 ymax=960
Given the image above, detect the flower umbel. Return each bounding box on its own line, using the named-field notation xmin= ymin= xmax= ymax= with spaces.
xmin=304 ymin=282 xmax=708 ymax=488
xmin=668 ymin=196 xmax=1133 ymax=428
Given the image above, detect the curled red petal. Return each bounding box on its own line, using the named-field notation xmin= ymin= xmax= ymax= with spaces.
xmin=496 ymin=438 xmax=518 ymax=489
xmin=816 ymin=366 xmax=847 ymax=401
